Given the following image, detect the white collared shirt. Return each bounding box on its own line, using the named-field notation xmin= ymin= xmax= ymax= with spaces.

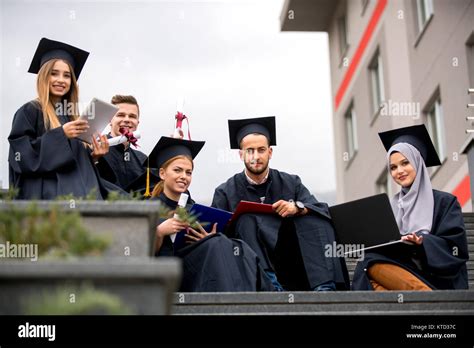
xmin=244 ymin=168 xmax=270 ymax=185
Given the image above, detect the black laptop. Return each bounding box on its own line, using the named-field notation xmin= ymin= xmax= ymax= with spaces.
xmin=329 ymin=193 xmax=404 ymax=254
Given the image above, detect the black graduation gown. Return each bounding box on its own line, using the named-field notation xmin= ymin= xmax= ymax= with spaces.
xmin=95 ymin=138 xmax=147 ymax=191
xmin=154 ymin=192 xmax=274 ymax=292
xmin=352 ymin=190 xmax=469 ymax=290
xmin=8 ymin=100 xmax=120 ymax=200
xmin=211 ymin=169 xmax=350 ymax=291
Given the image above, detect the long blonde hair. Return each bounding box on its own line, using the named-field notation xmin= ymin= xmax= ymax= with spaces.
xmin=36 ymin=59 xmax=79 ymax=130
xmin=151 ymin=155 xmax=194 ymax=198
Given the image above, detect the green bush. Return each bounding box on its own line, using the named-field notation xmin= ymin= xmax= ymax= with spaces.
xmin=0 ymin=202 xmax=109 ymax=258
xmin=55 ymin=188 xmax=142 ymax=201
xmin=23 ymin=283 xmax=134 ymax=315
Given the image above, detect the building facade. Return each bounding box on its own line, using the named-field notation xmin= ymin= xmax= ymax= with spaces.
xmin=281 ymin=0 xmax=474 ymax=210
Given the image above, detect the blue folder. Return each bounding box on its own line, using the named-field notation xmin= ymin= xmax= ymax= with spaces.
xmin=173 ymin=204 xmax=233 ymax=250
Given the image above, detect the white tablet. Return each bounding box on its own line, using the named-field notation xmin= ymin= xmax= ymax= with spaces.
xmin=77 ymin=98 xmax=118 ymax=144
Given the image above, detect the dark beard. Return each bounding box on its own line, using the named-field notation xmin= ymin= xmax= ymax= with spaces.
xmin=245 ymin=161 xmax=268 ymax=175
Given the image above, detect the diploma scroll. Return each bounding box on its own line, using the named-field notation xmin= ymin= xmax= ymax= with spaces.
xmin=106 ymin=130 xmax=141 ymax=146
xmin=170 ymin=193 xmax=189 ymax=243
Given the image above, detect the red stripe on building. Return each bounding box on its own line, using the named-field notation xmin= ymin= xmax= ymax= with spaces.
xmin=452 ymin=174 xmax=471 ymax=207
xmin=334 ymin=0 xmax=387 ymax=110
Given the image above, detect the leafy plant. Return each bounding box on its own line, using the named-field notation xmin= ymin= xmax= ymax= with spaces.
xmin=55 ymin=188 xmax=142 ymax=201
xmin=174 ymin=207 xmax=209 ymax=230
xmin=106 ymin=190 xmax=142 ymax=201
xmin=0 ymin=202 xmax=110 ymax=259
xmin=2 ymin=186 xmax=143 ymax=202
xmin=23 ymin=283 xmax=134 ymax=315
xmin=0 ymin=187 xmax=19 ymax=200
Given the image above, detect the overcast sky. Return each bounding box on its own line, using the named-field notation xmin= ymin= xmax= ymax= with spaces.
xmin=0 ymin=0 xmax=336 ymax=205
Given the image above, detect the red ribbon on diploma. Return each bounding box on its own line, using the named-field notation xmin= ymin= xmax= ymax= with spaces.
xmin=175 ymin=112 xmax=191 ymax=140
xmin=119 ymin=128 xmax=139 ymax=148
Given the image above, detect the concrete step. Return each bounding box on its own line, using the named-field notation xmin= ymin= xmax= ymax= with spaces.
xmin=462 ymin=214 xmax=474 ymax=221
xmin=463 ymin=224 xmax=474 ymax=232
xmin=172 ymin=290 xmax=474 ymax=315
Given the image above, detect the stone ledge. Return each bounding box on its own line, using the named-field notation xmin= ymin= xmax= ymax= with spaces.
xmin=0 ymin=257 xmax=180 ymax=279
xmin=172 ymin=290 xmax=474 ymax=304
xmin=0 ymin=200 xmax=163 ymax=216
xmin=0 ymin=258 xmax=182 ymax=315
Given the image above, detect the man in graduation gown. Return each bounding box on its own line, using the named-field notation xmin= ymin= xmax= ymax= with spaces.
xmin=211 ymin=116 xmax=349 ymax=291
xmin=95 ymin=95 xmax=149 ymax=192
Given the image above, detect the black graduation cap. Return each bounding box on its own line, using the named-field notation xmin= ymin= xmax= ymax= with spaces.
xmin=28 ymin=38 xmax=89 ymax=79
xmin=378 ymin=124 xmax=441 ymax=167
xmin=125 ymin=170 xmax=161 ymax=196
xmin=145 ymin=136 xmax=205 ymax=169
xmin=228 ymin=116 xmax=276 ymax=149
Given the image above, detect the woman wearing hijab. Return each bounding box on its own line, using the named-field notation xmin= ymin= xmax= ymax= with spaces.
xmin=149 ymin=136 xmax=274 ymax=292
xmin=352 ymin=125 xmax=469 ymax=291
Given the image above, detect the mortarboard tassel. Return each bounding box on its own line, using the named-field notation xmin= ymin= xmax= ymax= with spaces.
xmin=143 ymin=158 xmax=151 ymax=198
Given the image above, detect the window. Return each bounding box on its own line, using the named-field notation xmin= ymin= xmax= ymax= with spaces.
xmin=344 ymin=103 xmax=358 ymax=160
xmin=338 ymin=15 xmax=348 ymax=57
xmin=426 ymin=97 xmax=446 ymax=163
xmin=369 ymin=50 xmax=385 ymax=116
xmin=361 ymin=0 xmax=370 ymax=15
xmin=466 ymin=33 xmax=474 ymax=94
xmin=416 ymin=0 xmax=433 ymax=32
